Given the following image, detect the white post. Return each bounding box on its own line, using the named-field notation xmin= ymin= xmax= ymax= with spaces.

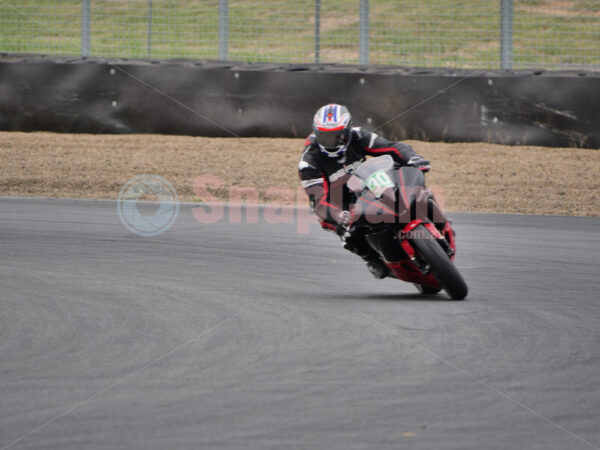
xmin=219 ymin=0 xmax=229 ymax=60
xmin=81 ymin=0 xmax=91 ymax=57
xmin=359 ymin=0 xmax=369 ymax=65
xmin=501 ymin=0 xmax=513 ymax=69
xmin=147 ymin=0 xmax=153 ymax=58
xmin=315 ymin=0 xmax=321 ymax=63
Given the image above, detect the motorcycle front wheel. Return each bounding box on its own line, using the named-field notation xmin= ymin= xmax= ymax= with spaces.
xmin=409 ymin=224 xmax=468 ymax=300
xmin=414 ymin=284 xmax=442 ymax=295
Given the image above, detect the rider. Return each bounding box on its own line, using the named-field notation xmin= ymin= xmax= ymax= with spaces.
xmin=298 ymin=103 xmax=433 ymax=279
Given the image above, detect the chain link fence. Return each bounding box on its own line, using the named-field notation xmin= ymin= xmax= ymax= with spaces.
xmin=1 ymin=0 xmax=598 ymax=71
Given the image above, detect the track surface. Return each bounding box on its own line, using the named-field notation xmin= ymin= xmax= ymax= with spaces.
xmin=1 ymin=197 xmax=599 ymax=450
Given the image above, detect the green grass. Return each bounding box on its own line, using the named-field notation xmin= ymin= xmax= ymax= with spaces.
xmin=0 ymin=0 xmax=598 ymax=70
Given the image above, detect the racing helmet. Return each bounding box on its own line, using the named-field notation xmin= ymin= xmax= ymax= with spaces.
xmin=312 ymin=104 xmax=353 ymax=158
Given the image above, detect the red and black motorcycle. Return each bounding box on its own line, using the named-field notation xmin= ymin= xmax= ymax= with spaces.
xmin=343 ymin=155 xmax=468 ymax=300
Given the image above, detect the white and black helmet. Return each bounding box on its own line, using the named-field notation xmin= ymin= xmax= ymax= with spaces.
xmin=312 ymin=104 xmax=352 ymax=158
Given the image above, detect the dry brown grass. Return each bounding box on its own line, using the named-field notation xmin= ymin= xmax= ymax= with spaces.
xmin=1 ymin=132 xmax=598 ymax=216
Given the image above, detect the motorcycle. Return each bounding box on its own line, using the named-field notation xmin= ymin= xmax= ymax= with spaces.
xmin=340 ymin=155 xmax=468 ymax=300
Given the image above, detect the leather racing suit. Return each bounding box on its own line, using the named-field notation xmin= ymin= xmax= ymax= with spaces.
xmin=298 ymin=127 xmax=429 ymax=276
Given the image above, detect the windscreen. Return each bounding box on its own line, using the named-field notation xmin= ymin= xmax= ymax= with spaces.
xmin=352 ymin=155 xmax=396 ymax=198
xmin=353 ymin=155 xmax=395 ymax=181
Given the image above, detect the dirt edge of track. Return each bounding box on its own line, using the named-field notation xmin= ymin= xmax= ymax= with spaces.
xmin=1 ymin=132 xmax=598 ymax=216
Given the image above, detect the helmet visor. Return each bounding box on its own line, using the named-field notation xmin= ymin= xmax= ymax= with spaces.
xmin=316 ymin=128 xmax=350 ymax=151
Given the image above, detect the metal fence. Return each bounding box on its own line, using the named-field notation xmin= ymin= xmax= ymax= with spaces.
xmin=1 ymin=0 xmax=598 ymax=71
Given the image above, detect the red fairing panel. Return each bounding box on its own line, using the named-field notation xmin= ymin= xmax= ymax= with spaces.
xmin=386 ymin=220 xmax=444 ymax=288
xmin=386 ymin=261 xmax=441 ymax=288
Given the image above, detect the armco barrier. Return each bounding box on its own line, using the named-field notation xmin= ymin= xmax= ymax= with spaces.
xmin=0 ymin=54 xmax=598 ymax=148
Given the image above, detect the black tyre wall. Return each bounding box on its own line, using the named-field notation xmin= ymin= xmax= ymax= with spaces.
xmin=1 ymin=54 xmax=599 ymax=147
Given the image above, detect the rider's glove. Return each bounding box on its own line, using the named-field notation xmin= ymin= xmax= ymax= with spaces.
xmin=335 ymin=210 xmax=352 ymax=226
xmin=406 ymin=156 xmax=431 ymax=172
xmin=334 ymin=210 xmax=352 ymax=237
xmin=338 ymin=225 xmax=357 ymax=251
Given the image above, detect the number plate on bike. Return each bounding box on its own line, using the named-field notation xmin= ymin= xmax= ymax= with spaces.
xmin=365 ymin=170 xmax=394 ymax=198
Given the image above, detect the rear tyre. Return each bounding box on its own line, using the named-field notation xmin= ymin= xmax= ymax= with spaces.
xmin=410 ymin=225 xmax=468 ymax=300
xmin=414 ymin=284 xmax=442 ymax=295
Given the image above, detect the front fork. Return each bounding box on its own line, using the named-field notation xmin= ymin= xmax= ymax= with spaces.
xmin=400 ymin=220 xmax=456 ymax=272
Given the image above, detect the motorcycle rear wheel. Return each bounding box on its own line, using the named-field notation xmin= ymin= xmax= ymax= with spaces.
xmin=409 ymin=225 xmax=468 ymax=300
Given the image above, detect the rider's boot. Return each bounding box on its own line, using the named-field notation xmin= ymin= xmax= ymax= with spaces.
xmin=362 ymin=253 xmax=390 ymax=279
xmin=341 ymin=230 xmax=389 ymax=279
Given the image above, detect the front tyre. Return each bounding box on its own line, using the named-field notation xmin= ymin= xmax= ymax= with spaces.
xmin=414 ymin=284 xmax=442 ymax=295
xmin=410 ymin=224 xmax=468 ymax=300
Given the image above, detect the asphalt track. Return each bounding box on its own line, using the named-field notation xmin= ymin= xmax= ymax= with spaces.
xmin=1 ymin=197 xmax=599 ymax=450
